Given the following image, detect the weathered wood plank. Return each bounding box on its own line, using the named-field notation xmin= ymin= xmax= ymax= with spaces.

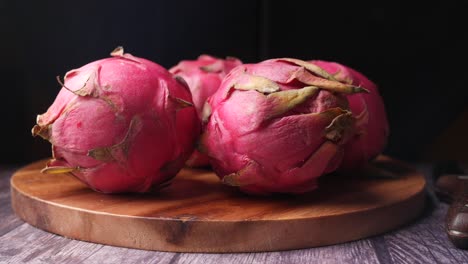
xmin=0 ymin=223 xmax=100 ymax=263
xmin=0 ymin=221 xmax=383 ymax=264
xmin=0 ymin=222 xmax=381 ymax=264
xmin=176 ymin=252 xmax=276 ymax=264
xmin=0 ymin=213 xmax=23 ymax=238
xmin=381 ymin=165 xmax=468 ymax=264
xmin=0 ymin=168 xmax=24 ymax=236
xmin=76 ymin=245 xmax=177 ymax=264
xmin=0 ymin=223 xmax=66 ymax=263
xmin=370 ymin=236 xmax=393 ymax=264
xmin=383 ymin=204 xmax=468 ymax=264
xmin=0 ymin=168 xmax=15 ymax=190
xmin=169 ymin=239 xmax=380 ymax=264
xmin=424 ymin=205 xmax=468 ymax=263
xmin=278 ymin=239 xmax=381 ymax=264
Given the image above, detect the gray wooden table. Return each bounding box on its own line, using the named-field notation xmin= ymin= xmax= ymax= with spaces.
xmin=1 ymin=165 xmax=467 ymax=264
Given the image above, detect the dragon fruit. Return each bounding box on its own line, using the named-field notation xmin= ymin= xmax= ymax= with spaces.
xmin=200 ymin=58 xmax=368 ymax=195
xmin=32 ymin=47 xmax=200 ymax=193
xmin=170 ymin=55 xmax=242 ymax=167
xmin=311 ymin=60 xmax=389 ymax=171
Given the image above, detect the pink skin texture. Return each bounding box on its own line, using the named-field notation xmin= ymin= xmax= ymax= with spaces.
xmin=170 ymin=55 xmax=242 ymax=167
xmin=32 ymin=47 xmax=200 ymax=193
xmin=200 ymin=58 xmax=368 ymax=195
xmin=310 ymin=61 xmax=389 ymax=171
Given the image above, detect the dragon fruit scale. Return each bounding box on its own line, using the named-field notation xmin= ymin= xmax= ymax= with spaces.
xmin=200 ymin=58 xmax=369 ymax=195
xmin=310 ymin=60 xmax=389 ymax=171
xmin=32 ymin=47 xmax=200 ymax=193
xmin=170 ymin=55 xmax=242 ymax=167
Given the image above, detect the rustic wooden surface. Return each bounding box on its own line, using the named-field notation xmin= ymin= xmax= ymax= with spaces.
xmin=10 ymin=158 xmax=425 ymax=253
xmin=1 ymin=164 xmax=468 ymax=263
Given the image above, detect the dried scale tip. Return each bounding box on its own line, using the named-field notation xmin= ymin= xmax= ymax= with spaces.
xmin=174 ymin=75 xmax=190 ymax=90
xmin=201 ymin=102 xmax=212 ymax=123
xmin=31 ymin=124 xmax=50 ymax=140
xmin=263 ymin=86 xmax=319 ymax=121
xmin=108 ymin=46 xmax=142 ymax=65
xmin=40 ymin=158 xmax=79 ymax=174
xmin=110 ymin=46 xmax=124 ymax=56
xmin=276 ymin=58 xmax=338 ymax=81
xmin=200 ymin=61 xmax=224 ymax=73
xmin=233 ymin=73 xmax=281 ymax=94
xmin=324 ymin=110 xmax=355 ymax=143
xmin=56 ymin=71 xmax=98 ymax=97
xmin=221 ymin=161 xmax=258 ymax=187
xmin=41 ymin=165 xmax=77 ymax=174
xmin=86 ymin=116 xmax=142 ymax=163
xmin=222 ymin=173 xmax=242 ymax=186
xmin=169 ymin=96 xmax=194 ymax=110
xmin=31 ymin=48 xmax=200 ymax=193
xmin=353 ymin=86 xmax=370 ymax=93
xmin=285 ymin=67 xmax=366 ymax=95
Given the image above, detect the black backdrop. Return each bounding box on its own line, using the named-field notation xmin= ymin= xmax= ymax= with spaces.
xmin=0 ymin=1 xmax=465 ymax=164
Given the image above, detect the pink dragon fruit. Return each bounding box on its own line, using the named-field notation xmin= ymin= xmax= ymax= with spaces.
xmin=32 ymin=47 xmax=200 ymax=193
xmin=310 ymin=60 xmax=389 ymax=171
xmin=200 ymin=58 xmax=368 ymax=195
xmin=170 ymin=55 xmax=242 ymax=167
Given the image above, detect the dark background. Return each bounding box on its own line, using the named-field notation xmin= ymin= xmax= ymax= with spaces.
xmin=0 ymin=1 xmax=466 ymax=165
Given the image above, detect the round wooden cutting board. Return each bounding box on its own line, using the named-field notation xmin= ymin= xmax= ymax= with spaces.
xmin=10 ymin=156 xmax=426 ymax=253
